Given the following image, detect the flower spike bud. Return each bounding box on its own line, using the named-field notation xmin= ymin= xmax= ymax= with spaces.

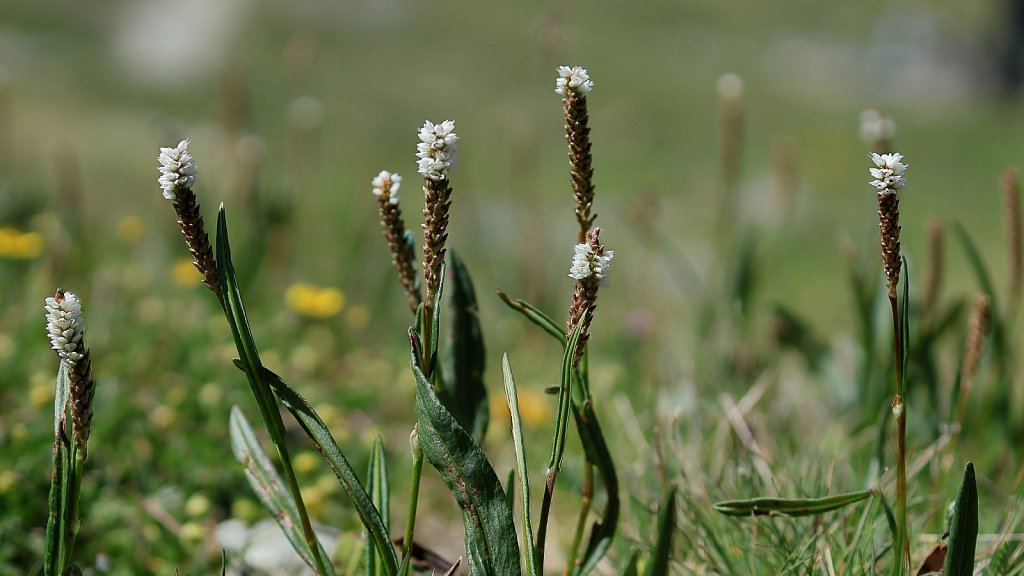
xmin=555 ymin=66 xmax=593 ymax=98
xmin=158 ymin=139 xmax=198 ymax=201
xmin=565 ymin=228 xmax=613 ymax=368
xmin=416 ymin=120 xmax=458 ymax=181
xmin=872 ymin=152 xmax=907 ymax=298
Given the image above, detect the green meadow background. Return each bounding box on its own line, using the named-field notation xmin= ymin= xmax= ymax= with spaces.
xmin=1 ymin=1 xmax=1022 ymax=573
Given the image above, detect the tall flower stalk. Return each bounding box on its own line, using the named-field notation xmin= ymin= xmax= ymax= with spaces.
xmin=373 ymin=170 xmax=421 ymax=313
xmin=556 ymin=66 xmax=596 ymax=243
xmin=870 ymin=151 xmax=910 ymax=574
xmin=417 ymin=120 xmax=458 ymax=363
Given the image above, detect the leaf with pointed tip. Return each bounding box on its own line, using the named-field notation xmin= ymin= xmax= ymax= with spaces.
xmin=44 ymin=363 xmax=72 ymax=576
xmin=944 ymin=462 xmax=979 ymax=576
xmin=645 ymin=487 xmax=676 ymax=576
xmin=622 ymin=550 xmax=641 ymax=576
xmin=496 ymin=291 xmax=567 ymax=344
xmin=409 ymin=331 xmax=521 ymax=576
xmin=502 ymin=354 xmax=539 ymax=576
xmin=713 ymin=489 xmax=875 ymax=517
xmin=229 ymin=406 xmax=332 ymax=574
xmin=441 ymin=251 xmax=489 ymax=444
xmin=571 ymin=401 xmax=620 ymax=576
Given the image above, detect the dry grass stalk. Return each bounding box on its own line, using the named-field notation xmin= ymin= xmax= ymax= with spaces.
xmin=957 ymin=293 xmax=992 ymax=423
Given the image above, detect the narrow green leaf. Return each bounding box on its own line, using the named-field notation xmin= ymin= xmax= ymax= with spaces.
xmin=409 ymin=331 xmax=521 ymax=576
xmin=496 ymin=290 xmax=567 ymax=344
xmin=571 ymin=401 xmax=620 ymax=575
xmin=229 ymin=406 xmax=330 ymax=573
xmin=713 ymin=489 xmax=875 ymax=517
xmin=548 ymin=322 xmax=585 ymax=471
xmin=645 ymin=487 xmax=676 ymax=576
xmin=44 ymin=363 xmax=71 ymax=576
xmin=944 ymin=462 xmax=979 ymax=576
xmin=502 ymin=354 xmax=539 ymax=576
xmin=255 ymin=365 xmax=399 ymax=575
xmin=900 ymin=257 xmax=910 ymax=393
xmin=365 ymin=437 xmax=389 ymax=576
xmin=441 ymin=251 xmax=489 ymax=444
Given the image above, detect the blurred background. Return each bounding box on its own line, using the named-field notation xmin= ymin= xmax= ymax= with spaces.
xmin=2 ymin=0 xmax=1023 ymax=573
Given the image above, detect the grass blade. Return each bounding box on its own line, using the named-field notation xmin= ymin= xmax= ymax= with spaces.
xmin=645 ymin=487 xmax=677 ymax=576
xmin=365 ymin=437 xmax=390 ymax=576
xmin=501 ymin=354 xmax=539 ymax=576
xmin=713 ymin=489 xmax=875 ymax=517
xmin=442 ymin=251 xmax=489 ymax=444
xmin=944 ymin=462 xmax=979 ymax=576
xmin=44 ymin=363 xmax=71 ymax=576
xmin=622 ymin=549 xmax=640 ymax=576
xmin=409 ymin=330 xmax=521 ymax=576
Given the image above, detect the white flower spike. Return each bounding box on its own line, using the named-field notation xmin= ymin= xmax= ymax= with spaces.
xmin=158 ymin=139 xmax=198 ymax=201
xmin=859 ymin=109 xmax=896 ymax=144
xmin=869 ymin=152 xmax=907 ymax=195
xmin=372 ymin=170 xmax=403 ymax=204
xmin=45 ymin=289 xmax=85 ymax=366
xmin=555 ymin=66 xmax=593 ymax=98
xmin=568 ymin=242 xmax=614 ymax=285
xmin=416 ymin=120 xmax=458 ymax=181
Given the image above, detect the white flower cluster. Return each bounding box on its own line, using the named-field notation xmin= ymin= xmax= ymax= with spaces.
xmin=158 ymin=139 xmax=198 ymax=201
xmin=416 ymin=120 xmax=458 ymax=181
xmin=869 ymin=152 xmax=908 ymax=195
xmin=859 ymin=109 xmax=896 ymax=144
xmin=45 ymin=290 xmax=85 ymax=366
xmin=569 ymin=243 xmax=614 ymax=284
xmin=555 ymin=66 xmax=593 ymax=98
xmin=372 ymin=170 xmax=403 ymax=204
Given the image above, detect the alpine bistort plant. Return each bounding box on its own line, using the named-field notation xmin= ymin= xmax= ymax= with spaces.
xmin=43 ymin=288 xmax=96 ymax=576
xmin=373 ymin=170 xmax=421 ymax=313
xmin=556 ymin=66 xmax=596 ymax=243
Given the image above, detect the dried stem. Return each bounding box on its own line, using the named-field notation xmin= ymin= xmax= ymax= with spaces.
xmin=957 ymin=293 xmax=992 ymax=423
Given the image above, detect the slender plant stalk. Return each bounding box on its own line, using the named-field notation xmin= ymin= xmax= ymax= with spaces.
xmin=889 ymin=293 xmax=909 ymax=575
xmin=564 ymin=462 xmax=594 ymax=574
xmin=401 ymin=425 xmax=424 ymax=559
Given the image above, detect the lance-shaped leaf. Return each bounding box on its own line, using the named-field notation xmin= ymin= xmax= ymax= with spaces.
xmin=44 ymin=363 xmax=72 ymax=576
xmin=714 ymin=489 xmax=875 ymax=517
xmin=255 ymin=365 xmax=398 ymax=575
xmin=502 ymin=354 xmax=539 ymax=576
xmin=441 ymin=251 xmax=489 ymax=444
xmin=409 ymin=331 xmax=521 ymax=576
xmin=229 ymin=406 xmax=332 ymax=573
xmin=645 ymin=487 xmax=677 ymax=576
xmin=497 ymin=290 xmax=567 ymax=344
xmin=365 ymin=437 xmax=390 ymax=576
xmin=944 ymin=462 xmax=979 ymax=576
xmin=572 ymin=400 xmax=620 ymax=576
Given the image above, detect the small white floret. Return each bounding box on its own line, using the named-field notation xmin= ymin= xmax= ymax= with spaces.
xmin=372 ymin=170 xmax=403 ymax=204
xmin=568 ymin=243 xmax=614 ymax=285
xmin=869 ymin=152 xmax=907 ymax=195
xmin=44 ymin=290 xmax=85 ymax=366
xmin=416 ymin=121 xmax=458 ymax=181
xmin=555 ymin=66 xmax=593 ymax=98
xmin=158 ymin=139 xmax=198 ymax=200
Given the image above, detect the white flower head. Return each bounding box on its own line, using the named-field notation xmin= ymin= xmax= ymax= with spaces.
xmin=568 ymin=242 xmax=614 ymax=285
xmin=555 ymin=66 xmax=593 ymax=98
xmin=416 ymin=120 xmax=458 ymax=181
xmin=716 ymin=72 xmax=744 ymax=100
xmin=859 ymin=109 xmax=896 ymax=144
xmin=869 ymin=152 xmax=907 ymax=195
xmin=372 ymin=170 xmax=403 ymax=204
xmin=45 ymin=289 xmax=85 ymax=366
xmin=158 ymin=139 xmax=198 ymax=201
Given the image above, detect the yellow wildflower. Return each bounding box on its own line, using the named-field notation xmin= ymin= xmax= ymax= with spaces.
xmin=285 ymin=283 xmax=345 ymax=318
xmin=490 ymin=387 xmax=552 ymax=428
xmin=0 ymin=227 xmax=43 ymax=259
xmin=172 ymin=258 xmax=201 ymax=286
xmin=117 ymin=215 xmax=145 ymax=244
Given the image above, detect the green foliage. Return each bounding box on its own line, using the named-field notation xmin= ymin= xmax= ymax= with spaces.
xmin=714 ymin=489 xmax=875 ymax=517
xmin=440 ymin=251 xmax=489 ymax=445
xmin=364 ymin=437 xmax=389 ymax=576
xmin=943 ymin=462 xmax=979 ymax=576
xmin=644 ymin=487 xmax=676 ymax=576
xmin=409 ymin=330 xmax=521 ymax=575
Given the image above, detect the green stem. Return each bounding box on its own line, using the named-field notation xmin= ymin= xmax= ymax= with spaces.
xmin=889 ymin=294 xmax=909 ymax=576
xmin=402 ymin=425 xmax=424 ymax=559
xmin=277 ymin=442 xmax=331 ymax=575
xmin=564 ymin=461 xmax=594 ymax=575
xmin=62 ymin=449 xmax=86 ymax=569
